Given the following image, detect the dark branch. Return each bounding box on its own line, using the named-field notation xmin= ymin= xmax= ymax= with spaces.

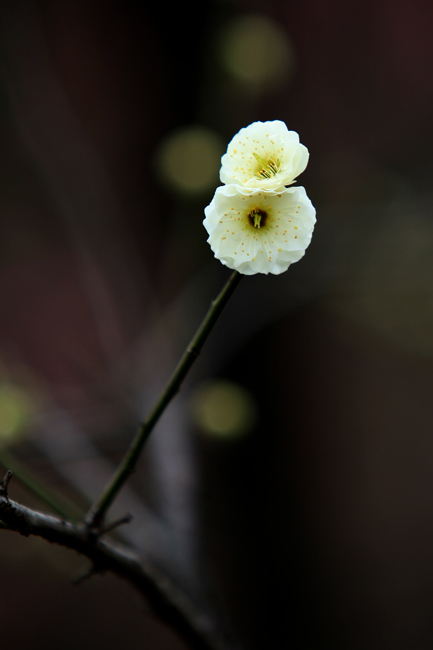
xmin=0 ymin=476 xmax=237 ymax=650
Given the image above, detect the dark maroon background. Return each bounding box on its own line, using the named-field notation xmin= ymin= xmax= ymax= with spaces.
xmin=1 ymin=1 xmax=433 ymax=649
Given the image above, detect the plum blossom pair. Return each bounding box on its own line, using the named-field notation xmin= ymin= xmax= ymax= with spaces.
xmin=203 ymin=120 xmax=316 ymax=275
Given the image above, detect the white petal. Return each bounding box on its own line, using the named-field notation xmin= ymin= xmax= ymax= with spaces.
xmin=219 ymin=120 xmax=310 ymax=191
xmin=203 ymin=185 xmax=316 ymax=275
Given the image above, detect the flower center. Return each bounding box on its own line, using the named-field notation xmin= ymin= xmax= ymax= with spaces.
xmin=253 ymin=152 xmax=281 ymax=180
xmin=248 ymin=208 xmax=267 ymax=228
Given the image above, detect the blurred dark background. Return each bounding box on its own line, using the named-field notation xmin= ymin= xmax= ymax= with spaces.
xmin=1 ymin=0 xmax=433 ymax=648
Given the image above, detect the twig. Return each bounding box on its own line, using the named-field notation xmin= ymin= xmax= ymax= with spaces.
xmin=0 ymin=472 xmax=237 ymax=650
xmin=72 ymin=563 xmax=104 ymax=586
xmin=98 ymin=513 xmax=133 ymax=535
xmin=0 ymin=469 xmax=13 ymax=493
xmin=85 ymin=270 xmax=242 ymax=527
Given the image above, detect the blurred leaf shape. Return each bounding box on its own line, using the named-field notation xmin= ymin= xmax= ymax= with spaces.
xmin=190 ymin=379 xmax=257 ymax=440
xmin=155 ymin=126 xmax=224 ymax=196
xmin=218 ymin=14 xmax=296 ymax=90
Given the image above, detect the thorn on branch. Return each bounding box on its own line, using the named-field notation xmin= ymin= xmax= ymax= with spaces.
xmin=0 ymin=470 xmax=13 ymax=499
xmin=85 ymin=512 xmax=133 ymax=542
xmin=72 ymin=562 xmax=104 ymax=586
xmin=99 ymin=513 xmax=133 ymax=535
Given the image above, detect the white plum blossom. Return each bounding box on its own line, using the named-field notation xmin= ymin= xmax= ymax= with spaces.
xmin=203 ymin=184 xmax=316 ymax=275
xmin=220 ymin=120 xmax=309 ymax=190
xmin=204 ymin=120 xmax=316 ymax=275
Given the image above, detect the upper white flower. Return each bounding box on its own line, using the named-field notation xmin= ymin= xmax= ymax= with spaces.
xmin=203 ymin=184 xmax=316 ymax=275
xmin=220 ymin=120 xmax=309 ymax=190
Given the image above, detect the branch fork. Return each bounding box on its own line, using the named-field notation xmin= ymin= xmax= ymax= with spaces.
xmin=0 ymin=271 xmax=243 ymax=650
xmin=0 ymin=475 xmax=233 ymax=650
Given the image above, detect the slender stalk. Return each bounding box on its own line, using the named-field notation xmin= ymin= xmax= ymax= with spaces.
xmin=0 ymin=448 xmax=83 ymax=521
xmin=86 ymin=270 xmax=242 ymax=527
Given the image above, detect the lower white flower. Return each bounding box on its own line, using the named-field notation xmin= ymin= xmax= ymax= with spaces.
xmin=203 ymin=184 xmax=316 ymax=275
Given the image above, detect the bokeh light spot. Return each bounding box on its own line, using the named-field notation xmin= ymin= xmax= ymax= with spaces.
xmin=218 ymin=14 xmax=296 ymax=90
xmin=0 ymin=384 xmax=33 ymax=444
xmin=190 ymin=379 xmax=257 ymax=440
xmin=155 ymin=126 xmax=224 ymax=196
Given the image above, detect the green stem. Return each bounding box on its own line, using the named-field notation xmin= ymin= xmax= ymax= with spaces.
xmin=86 ymin=270 xmax=242 ymax=527
xmin=0 ymin=448 xmax=83 ymax=521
